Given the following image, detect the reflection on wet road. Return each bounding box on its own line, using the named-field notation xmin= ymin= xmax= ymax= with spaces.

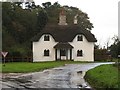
xmin=1 ymin=62 xmax=114 ymax=89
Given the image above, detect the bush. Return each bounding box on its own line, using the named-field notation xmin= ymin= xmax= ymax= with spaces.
xmin=94 ymin=49 xmax=111 ymax=61
xmin=4 ymin=44 xmax=32 ymax=62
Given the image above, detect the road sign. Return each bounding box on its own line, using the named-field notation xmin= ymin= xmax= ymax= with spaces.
xmin=1 ymin=52 xmax=8 ymax=57
xmin=1 ymin=52 xmax=8 ymax=66
xmin=118 ymin=55 xmax=120 ymax=58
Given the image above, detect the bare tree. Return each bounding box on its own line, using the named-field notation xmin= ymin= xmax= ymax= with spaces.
xmin=105 ymin=37 xmax=111 ymax=50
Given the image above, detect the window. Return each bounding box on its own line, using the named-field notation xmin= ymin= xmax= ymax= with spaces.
xmin=44 ymin=35 xmax=50 ymax=41
xmin=44 ymin=50 xmax=49 ymax=56
xmin=77 ymin=35 xmax=83 ymax=41
xmin=77 ymin=50 xmax=83 ymax=56
xmin=60 ymin=49 xmax=66 ymax=56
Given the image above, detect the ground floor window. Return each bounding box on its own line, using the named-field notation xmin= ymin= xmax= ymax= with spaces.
xmin=77 ymin=50 xmax=83 ymax=56
xmin=44 ymin=49 xmax=49 ymax=56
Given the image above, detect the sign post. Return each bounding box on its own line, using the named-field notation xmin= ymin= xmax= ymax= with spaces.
xmin=118 ymin=55 xmax=120 ymax=63
xmin=1 ymin=52 xmax=8 ymax=66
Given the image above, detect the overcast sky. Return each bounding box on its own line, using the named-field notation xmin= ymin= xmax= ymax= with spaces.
xmin=34 ymin=0 xmax=119 ymax=48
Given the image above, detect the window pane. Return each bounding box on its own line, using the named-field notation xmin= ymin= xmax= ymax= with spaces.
xmin=77 ymin=35 xmax=83 ymax=41
xmin=77 ymin=50 xmax=83 ymax=56
xmin=44 ymin=50 xmax=49 ymax=56
xmin=44 ymin=35 xmax=50 ymax=41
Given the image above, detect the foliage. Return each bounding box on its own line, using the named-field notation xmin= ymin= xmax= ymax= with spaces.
xmin=8 ymin=45 xmax=29 ymax=57
xmin=42 ymin=2 xmax=52 ymax=9
xmin=2 ymin=27 xmax=16 ymax=51
xmin=2 ymin=2 xmax=47 ymax=57
xmin=84 ymin=64 xmax=119 ymax=89
xmin=94 ymin=49 xmax=110 ymax=61
xmin=110 ymin=36 xmax=120 ymax=58
xmin=42 ymin=2 xmax=93 ymax=30
xmin=37 ymin=9 xmax=48 ymax=31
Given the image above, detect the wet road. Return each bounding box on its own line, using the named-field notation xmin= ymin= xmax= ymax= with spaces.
xmin=1 ymin=62 xmax=114 ymax=89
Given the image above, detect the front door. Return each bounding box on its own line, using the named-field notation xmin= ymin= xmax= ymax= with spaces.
xmin=60 ymin=49 xmax=67 ymax=60
xmin=55 ymin=49 xmax=72 ymax=60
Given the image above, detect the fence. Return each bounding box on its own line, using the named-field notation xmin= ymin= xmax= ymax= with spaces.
xmin=1 ymin=57 xmax=33 ymax=62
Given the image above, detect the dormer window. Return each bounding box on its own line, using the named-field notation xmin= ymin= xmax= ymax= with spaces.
xmin=44 ymin=49 xmax=49 ymax=56
xmin=44 ymin=35 xmax=50 ymax=41
xmin=77 ymin=50 xmax=83 ymax=56
xmin=77 ymin=35 xmax=83 ymax=41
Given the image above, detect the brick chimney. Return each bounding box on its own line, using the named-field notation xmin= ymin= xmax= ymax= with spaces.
xmin=58 ymin=8 xmax=68 ymax=25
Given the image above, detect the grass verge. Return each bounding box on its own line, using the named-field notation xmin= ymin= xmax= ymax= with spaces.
xmin=1 ymin=61 xmax=89 ymax=73
xmin=84 ymin=64 xmax=119 ymax=89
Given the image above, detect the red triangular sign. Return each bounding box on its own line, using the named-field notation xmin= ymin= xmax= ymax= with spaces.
xmin=1 ymin=52 xmax=8 ymax=57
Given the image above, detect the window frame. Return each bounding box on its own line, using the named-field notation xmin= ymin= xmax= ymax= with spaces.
xmin=77 ymin=50 xmax=83 ymax=57
xmin=44 ymin=35 xmax=50 ymax=41
xmin=77 ymin=35 xmax=83 ymax=41
xmin=44 ymin=49 xmax=49 ymax=56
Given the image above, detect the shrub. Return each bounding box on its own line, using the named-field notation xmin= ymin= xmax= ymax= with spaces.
xmin=3 ymin=44 xmax=32 ymax=61
xmin=94 ymin=49 xmax=111 ymax=61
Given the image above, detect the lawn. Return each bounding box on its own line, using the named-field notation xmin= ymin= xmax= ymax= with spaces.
xmin=1 ymin=61 xmax=88 ymax=73
xmin=84 ymin=64 xmax=119 ymax=89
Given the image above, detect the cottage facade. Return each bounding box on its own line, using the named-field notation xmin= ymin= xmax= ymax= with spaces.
xmin=32 ymin=10 xmax=97 ymax=62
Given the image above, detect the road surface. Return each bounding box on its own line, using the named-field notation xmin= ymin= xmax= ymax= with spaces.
xmin=1 ymin=62 xmax=114 ymax=89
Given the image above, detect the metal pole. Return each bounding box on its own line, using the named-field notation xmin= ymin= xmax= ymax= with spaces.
xmin=3 ymin=57 xmax=5 ymax=66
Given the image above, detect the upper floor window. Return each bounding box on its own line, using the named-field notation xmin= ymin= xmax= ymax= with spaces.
xmin=77 ymin=50 xmax=83 ymax=57
xmin=44 ymin=49 xmax=49 ymax=56
xmin=77 ymin=35 xmax=83 ymax=41
xmin=44 ymin=35 xmax=50 ymax=41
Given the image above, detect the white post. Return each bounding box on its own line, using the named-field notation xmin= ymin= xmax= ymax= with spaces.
xmin=3 ymin=57 xmax=5 ymax=66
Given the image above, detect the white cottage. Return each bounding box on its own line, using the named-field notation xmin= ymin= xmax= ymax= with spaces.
xmin=32 ymin=10 xmax=97 ymax=62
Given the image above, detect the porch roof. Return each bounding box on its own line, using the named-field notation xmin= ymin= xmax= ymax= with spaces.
xmin=54 ymin=42 xmax=73 ymax=49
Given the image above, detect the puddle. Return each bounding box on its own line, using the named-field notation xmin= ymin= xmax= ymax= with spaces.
xmin=77 ymin=71 xmax=82 ymax=74
xmin=53 ymin=68 xmax=63 ymax=70
xmin=15 ymin=75 xmax=33 ymax=83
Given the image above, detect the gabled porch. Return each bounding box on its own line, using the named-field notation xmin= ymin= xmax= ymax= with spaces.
xmin=54 ymin=42 xmax=73 ymax=60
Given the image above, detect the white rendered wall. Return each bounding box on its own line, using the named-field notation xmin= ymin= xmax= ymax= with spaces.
xmin=33 ymin=34 xmax=94 ymax=62
xmin=69 ymin=35 xmax=94 ymax=61
xmin=33 ymin=34 xmax=57 ymax=62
